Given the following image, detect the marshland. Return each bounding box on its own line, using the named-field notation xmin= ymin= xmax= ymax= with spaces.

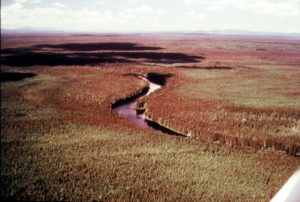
xmin=1 ymin=32 xmax=300 ymax=201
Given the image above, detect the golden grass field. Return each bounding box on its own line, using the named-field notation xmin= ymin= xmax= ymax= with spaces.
xmin=1 ymin=33 xmax=300 ymax=201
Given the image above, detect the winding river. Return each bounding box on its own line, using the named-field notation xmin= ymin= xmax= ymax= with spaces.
xmin=114 ymin=75 xmax=300 ymax=201
xmin=113 ymin=75 xmax=161 ymax=129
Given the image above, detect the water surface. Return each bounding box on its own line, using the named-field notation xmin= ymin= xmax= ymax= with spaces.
xmin=113 ymin=76 xmax=161 ymax=129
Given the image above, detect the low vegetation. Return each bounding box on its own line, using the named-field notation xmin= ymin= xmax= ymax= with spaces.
xmin=145 ymin=66 xmax=300 ymax=155
xmin=1 ymin=33 xmax=300 ymax=201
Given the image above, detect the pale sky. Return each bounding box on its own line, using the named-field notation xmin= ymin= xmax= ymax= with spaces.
xmin=1 ymin=0 xmax=300 ymax=33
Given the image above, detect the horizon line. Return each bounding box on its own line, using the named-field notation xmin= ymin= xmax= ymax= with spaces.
xmin=1 ymin=28 xmax=300 ymax=37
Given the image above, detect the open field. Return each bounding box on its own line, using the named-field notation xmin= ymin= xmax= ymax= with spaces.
xmin=1 ymin=33 xmax=300 ymax=201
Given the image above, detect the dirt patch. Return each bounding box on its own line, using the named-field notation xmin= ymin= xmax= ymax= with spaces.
xmin=147 ymin=73 xmax=173 ymax=86
xmin=1 ymin=43 xmax=204 ymax=66
xmin=256 ymin=48 xmax=267 ymax=51
xmin=34 ymin=42 xmax=163 ymax=51
xmin=176 ymin=65 xmax=235 ymax=70
xmin=1 ymin=72 xmax=36 ymax=82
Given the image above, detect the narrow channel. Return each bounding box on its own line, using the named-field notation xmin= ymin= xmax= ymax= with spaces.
xmin=113 ymin=75 xmax=184 ymax=136
xmin=113 ymin=75 xmax=160 ymax=129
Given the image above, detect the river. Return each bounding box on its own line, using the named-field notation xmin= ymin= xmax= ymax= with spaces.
xmin=113 ymin=75 xmax=161 ymax=129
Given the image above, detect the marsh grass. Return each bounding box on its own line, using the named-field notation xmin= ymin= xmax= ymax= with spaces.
xmin=179 ymin=65 xmax=300 ymax=109
xmin=145 ymin=63 xmax=300 ymax=155
xmin=1 ymin=119 xmax=298 ymax=201
xmin=1 ymin=34 xmax=300 ymax=201
xmin=1 ymin=66 xmax=299 ymax=201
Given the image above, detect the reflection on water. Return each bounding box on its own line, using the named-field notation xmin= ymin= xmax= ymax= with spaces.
xmin=113 ymin=76 xmax=161 ymax=129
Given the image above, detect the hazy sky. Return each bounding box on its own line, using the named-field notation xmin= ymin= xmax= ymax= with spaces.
xmin=2 ymin=0 xmax=300 ymax=33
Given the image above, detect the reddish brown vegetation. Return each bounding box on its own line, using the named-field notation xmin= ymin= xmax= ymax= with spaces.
xmin=2 ymin=33 xmax=300 ymax=156
xmin=145 ymin=92 xmax=300 ymax=155
xmin=1 ymin=33 xmax=300 ymax=201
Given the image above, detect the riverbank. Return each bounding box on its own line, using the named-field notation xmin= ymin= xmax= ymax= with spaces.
xmin=2 ymin=33 xmax=300 ymax=201
xmin=112 ymin=74 xmax=184 ymax=135
xmin=144 ymin=69 xmax=300 ymax=156
xmin=1 ymin=65 xmax=299 ymax=201
xmin=111 ymin=72 xmax=300 ymax=156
